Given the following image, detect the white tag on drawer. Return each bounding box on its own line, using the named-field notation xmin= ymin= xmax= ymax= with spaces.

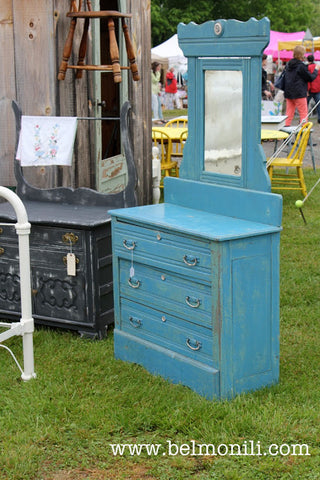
xmin=67 ymin=253 xmax=76 ymax=276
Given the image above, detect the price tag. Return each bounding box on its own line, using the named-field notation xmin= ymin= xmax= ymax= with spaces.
xmin=67 ymin=253 xmax=76 ymax=276
xmin=130 ymin=266 xmax=135 ymax=277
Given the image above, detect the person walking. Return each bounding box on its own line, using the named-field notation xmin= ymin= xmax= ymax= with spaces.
xmin=307 ymin=54 xmax=320 ymax=123
xmin=284 ymin=46 xmax=318 ymax=126
xmin=151 ymin=62 xmax=165 ymax=124
xmin=165 ymin=67 xmax=181 ymax=110
xmin=262 ymin=54 xmax=274 ymax=99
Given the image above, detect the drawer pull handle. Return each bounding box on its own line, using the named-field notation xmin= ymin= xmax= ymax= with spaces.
xmin=62 ymin=232 xmax=78 ymax=245
xmin=63 ymin=255 xmax=80 ymax=265
xmin=183 ymin=255 xmax=198 ymax=267
xmin=128 ymin=277 xmax=140 ymax=289
xmin=0 ymin=247 xmax=4 ymax=255
xmin=0 ymin=228 xmax=3 ymax=234
xmin=129 ymin=316 xmax=142 ymax=328
xmin=123 ymin=239 xmax=136 ymax=250
xmin=186 ymin=338 xmax=202 ymax=351
xmin=185 ymin=296 xmax=201 ymax=308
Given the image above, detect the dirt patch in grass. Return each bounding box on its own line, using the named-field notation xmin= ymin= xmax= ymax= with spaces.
xmin=43 ymin=464 xmax=156 ymax=480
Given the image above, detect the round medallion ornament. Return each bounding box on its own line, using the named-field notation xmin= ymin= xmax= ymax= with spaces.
xmin=214 ymin=21 xmax=223 ymax=36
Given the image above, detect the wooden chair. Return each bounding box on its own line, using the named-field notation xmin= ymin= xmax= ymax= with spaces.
xmin=58 ymin=1 xmax=139 ymax=83
xmin=164 ymin=119 xmax=188 ymax=160
xmin=165 ymin=117 xmax=188 ymax=128
xmin=152 ymin=129 xmax=178 ymax=186
xmin=280 ymin=125 xmax=316 ymax=172
xmin=170 ymin=128 xmax=188 ymax=160
xmin=179 ymin=129 xmax=188 ymax=157
xmin=267 ymin=122 xmax=313 ymax=197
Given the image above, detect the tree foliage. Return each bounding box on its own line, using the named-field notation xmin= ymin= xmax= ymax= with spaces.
xmin=151 ymin=0 xmax=320 ymax=47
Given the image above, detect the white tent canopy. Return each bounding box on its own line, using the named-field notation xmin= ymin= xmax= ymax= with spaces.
xmin=151 ymin=34 xmax=187 ymax=74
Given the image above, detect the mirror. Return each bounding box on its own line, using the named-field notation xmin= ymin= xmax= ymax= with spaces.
xmin=204 ymin=70 xmax=242 ymax=176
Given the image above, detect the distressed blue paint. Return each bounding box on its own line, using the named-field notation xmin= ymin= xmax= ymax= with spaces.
xmin=164 ymin=178 xmax=282 ymax=226
xmin=110 ymin=18 xmax=282 ymax=399
xmin=111 ymin=206 xmax=280 ymax=399
xmin=178 ymin=19 xmax=270 ymax=191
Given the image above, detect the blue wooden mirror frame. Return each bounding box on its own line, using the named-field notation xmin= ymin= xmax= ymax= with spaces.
xmin=177 ymin=17 xmax=271 ymax=191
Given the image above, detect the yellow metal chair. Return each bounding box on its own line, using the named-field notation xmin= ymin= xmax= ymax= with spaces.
xmin=152 ymin=129 xmax=179 ymax=186
xmin=267 ymin=122 xmax=313 ymax=197
xmin=165 ymin=117 xmax=188 ymax=128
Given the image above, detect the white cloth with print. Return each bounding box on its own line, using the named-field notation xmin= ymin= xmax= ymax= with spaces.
xmin=16 ymin=116 xmax=78 ymax=166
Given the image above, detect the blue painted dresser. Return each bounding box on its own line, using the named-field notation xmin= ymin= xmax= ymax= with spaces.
xmin=110 ymin=18 xmax=283 ymax=399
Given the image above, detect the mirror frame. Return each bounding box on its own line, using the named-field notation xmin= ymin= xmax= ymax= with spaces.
xmin=178 ymin=18 xmax=271 ymax=192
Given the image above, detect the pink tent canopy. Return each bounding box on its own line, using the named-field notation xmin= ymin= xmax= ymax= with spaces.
xmin=264 ymin=30 xmax=320 ymax=61
xmin=264 ymin=30 xmax=305 ymax=61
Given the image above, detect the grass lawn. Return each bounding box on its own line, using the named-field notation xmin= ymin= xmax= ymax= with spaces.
xmin=1 ymin=169 xmax=320 ymax=479
xmin=162 ymin=109 xmax=188 ymax=122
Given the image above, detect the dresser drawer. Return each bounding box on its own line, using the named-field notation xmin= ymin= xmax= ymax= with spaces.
xmin=120 ymin=298 xmax=214 ymax=366
xmin=30 ymin=226 xmax=85 ymax=250
xmin=0 ymin=237 xmax=85 ymax=272
xmin=119 ymin=259 xmax=212 ymax=327
xmin=0 ymin=224 xmax=16 ymax=241
xmin=113 ymin=222 xmax=212 ymax=281
xmin=29 ymin=247 xmax=85 ymax=271
xmin=0 ymin=221 xmax=85 ymax=251
xmin=0 ymin=243 xmax=19 ymax=262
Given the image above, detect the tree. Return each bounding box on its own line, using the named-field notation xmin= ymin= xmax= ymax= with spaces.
xmin=151 ymin=0 xmax=320 ymax=47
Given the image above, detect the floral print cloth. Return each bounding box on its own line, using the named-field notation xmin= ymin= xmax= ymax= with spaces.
xmin=16 ymin=116 xmax=78 ymax=166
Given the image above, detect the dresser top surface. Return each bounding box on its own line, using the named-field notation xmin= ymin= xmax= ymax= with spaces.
xmin=0 ymin=200 xmax=111 ymax=227
xmin=110 ymin=203 xmax=281 ymax=241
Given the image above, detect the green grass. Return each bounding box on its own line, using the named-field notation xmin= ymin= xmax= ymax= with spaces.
xmin=1 ymin=169 xmax=320 ymax=479
xmin=162 ymin=108 xmax=188 ymax=121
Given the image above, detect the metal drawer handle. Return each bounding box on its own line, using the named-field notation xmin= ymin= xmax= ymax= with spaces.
xmin=123 ymin=239 xmax=136 ymax=250
xmin=183 ymin=255 xmax=198 ymax=267
xmin=128 ymin=277 xmax=140 ymax=289
xmin=63 ymin=255 xmax=80 ymax=265
xmin=129 ymin=316 xmax=142 ymax=328
xmin=0 ymin=247 xmax=4 ymax=256
xmin=62 ymin=232 xmax=78 ymax=244
xmin=185 ymin=296 xmax=201 ymax=308
xmin=186 ymin=338 xmax=202 ymax=351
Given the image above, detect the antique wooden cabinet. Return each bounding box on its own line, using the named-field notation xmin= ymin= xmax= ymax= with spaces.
xmin=0 ymin=101 xmax=136 ymax=338
xmin=0 ymin=203 xmax=113 ymax=338
xmin=110 ymin=19 xmax=282 ymax=398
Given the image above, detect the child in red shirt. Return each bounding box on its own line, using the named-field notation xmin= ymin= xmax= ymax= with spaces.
xmin=165 ymin=67 xmax=181 ymax=110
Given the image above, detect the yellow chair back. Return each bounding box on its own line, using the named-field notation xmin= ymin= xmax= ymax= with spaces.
xmin=165 ymin=118 xmax=188 ymax=128
xmin=286 ymin=122 xmax=313 ymax=165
